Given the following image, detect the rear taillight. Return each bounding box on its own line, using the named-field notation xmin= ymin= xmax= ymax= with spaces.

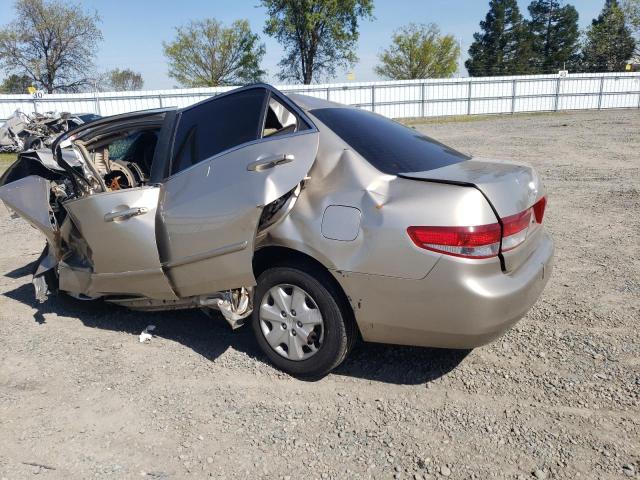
xmin=533 ymin=196 xmax=546 ymax=223
xmin=501 ymin=196 xmax=547 ymax=251
xmin=501 ymin=209 xmax=532 ymax=252
xmin=408 ymin=196 xmax=547 ymax=259
xmin=407 ymin=224 xmax=501 ymax=259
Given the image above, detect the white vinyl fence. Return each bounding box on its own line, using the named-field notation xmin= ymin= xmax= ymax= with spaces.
xmin=1 ymin=72 xmax=639 ymax=124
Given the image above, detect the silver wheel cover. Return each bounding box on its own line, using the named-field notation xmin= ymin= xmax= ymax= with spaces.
xmin=259 ymin=283 xmax=325 ymax=361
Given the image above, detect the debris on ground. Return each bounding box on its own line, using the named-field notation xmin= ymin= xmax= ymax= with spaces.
xmin=138 ymin=325 xmax=156 ymax=343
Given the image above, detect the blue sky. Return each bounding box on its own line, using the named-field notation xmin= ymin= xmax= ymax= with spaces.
xmin=0 ymin=0 xmax=607 ymax=89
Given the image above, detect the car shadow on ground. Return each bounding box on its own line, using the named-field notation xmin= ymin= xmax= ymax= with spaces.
xmin=3 ymin=259 xmax=40 ymax=279
xmin=3 ymin=280 xmax=469 ymax=386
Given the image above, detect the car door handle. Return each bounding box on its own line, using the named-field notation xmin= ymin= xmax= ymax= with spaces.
xmin=247 ymin=154 xmax=295 ymax=172
xmin=104 ymin=207 xmax=149 ymax=222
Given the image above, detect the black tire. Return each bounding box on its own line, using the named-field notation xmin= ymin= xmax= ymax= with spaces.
xmin=251 ymin=264 xmax=355 ymax=378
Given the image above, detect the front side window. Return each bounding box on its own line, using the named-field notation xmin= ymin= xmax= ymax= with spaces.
xmin=108 ymin=130 xmax=158 ymax=163
xmin=171 ymin=88 xmax=266 ymax=174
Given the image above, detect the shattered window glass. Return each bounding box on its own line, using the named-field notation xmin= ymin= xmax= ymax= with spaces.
xmin=108 ymin=134 xmax=138 ymax=160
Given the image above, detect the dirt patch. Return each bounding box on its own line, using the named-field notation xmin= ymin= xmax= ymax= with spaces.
xmin=0 ymin=109 xmax=638 ymax=479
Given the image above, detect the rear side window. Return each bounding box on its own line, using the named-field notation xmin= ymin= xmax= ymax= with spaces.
xmin=310 ymin=108 xmax=469 ymax=174
xmin=262 ymin=95 xmax=309 ymax=138
xmin=171 ymin=88 xmax=266 ymax=174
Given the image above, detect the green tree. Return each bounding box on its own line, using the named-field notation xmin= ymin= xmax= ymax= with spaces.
xmin=375 ymin=23 xmax=460 ymax=79
xmin=581 ymin=0 xmax=636 ymax=72
xmin=527 ymin=0 xmax=580 ymax=73
xmin=163 ymin=19 xmax=265 ymax=87
xmin=262 ymin=0 xmax=374 ymax=84
xmin=622 ymin=0 xmax=640 ymax=55
xmin=0 ymin=0 xmax=102 ymax=93
xmin=465 ymin=0 xmax=533 ymax=76
xmin=0 ymin=73 xmax=33 ymax=94
xmin=108 ymin=68 xmax=144 ymax=91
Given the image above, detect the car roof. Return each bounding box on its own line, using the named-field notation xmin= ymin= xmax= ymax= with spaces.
xmin=285 ymin=93 xmax=348 ymax=112
xmin=52 ymin=85 xmax=332 ymax=152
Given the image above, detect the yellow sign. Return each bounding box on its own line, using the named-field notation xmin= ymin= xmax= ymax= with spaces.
xmin=27 ymin=86 xmax=37 ymax=94
xmin=626 ymin=63 xmax=632 ymax=71
xmin=347 ymin=71 xmax=355 ymax=81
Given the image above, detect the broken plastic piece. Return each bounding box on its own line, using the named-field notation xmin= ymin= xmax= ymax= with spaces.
xmin=33 ymin=275 xmax=48 ymax=303
xmin=139 ymin=324 xmax=156 ymax=343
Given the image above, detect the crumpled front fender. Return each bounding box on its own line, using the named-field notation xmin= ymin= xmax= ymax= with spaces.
xmin=0 ymin=174 xmax=63 ymax=302
xmin=0 ymin=175 xmax=59 ymax=248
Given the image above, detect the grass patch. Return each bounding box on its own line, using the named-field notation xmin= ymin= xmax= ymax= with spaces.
xmin=0 ymin=152 xmax=17 ymax=165
xmin=0 ymin=152 xmax=17 ymax=174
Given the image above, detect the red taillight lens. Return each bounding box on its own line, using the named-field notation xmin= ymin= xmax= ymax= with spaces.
xmin=533 ymin=196 xmax=546 ymax=224
xmin=408 ymin=196 xmax=547 ymax=259
xmin=407 ymin=224 xmax=501 ymax=259
xmin=501 ymin=209 xmax=532 ymax=252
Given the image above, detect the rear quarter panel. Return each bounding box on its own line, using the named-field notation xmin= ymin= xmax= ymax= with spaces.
xmin=261 ymin=124 xmax=499 ymax=280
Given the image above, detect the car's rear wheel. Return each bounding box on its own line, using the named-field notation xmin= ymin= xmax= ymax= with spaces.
xmin=251 ymin=265 xmax=354 ymax=378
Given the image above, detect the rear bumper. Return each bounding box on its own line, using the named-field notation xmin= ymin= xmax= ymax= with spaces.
xmin=332 ymin=230 xmax=554 ymax=349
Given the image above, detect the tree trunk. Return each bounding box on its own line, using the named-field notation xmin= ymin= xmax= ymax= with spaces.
xmin=45 ymin=71 xmax=54 ymax=93
xmin=303 ymin=64 xmax=313 ymax=84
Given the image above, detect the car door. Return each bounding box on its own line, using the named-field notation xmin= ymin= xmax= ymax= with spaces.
xmin=60 ymin=113 xmax=177 ymax=300
xmin=63 ymin=186 xmax=177 ymax=299
xmin=157 ymin=86 xmax=319 ymax=298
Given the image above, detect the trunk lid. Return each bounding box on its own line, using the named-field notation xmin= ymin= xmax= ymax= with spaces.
xmin=399 ymin=157 xmax=542 ymax=218
xmin=399 ymin=158 xmax=546 ymax=272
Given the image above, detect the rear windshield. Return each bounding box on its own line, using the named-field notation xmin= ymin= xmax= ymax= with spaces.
xmin=310 ymin=107 xmax=469 ymax=174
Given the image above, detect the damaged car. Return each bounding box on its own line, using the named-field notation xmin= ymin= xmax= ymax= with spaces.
xmin=0 ymin=110 xmax=99 ymax=153
xmin=0 ymin=84 xmax=553 ymax=377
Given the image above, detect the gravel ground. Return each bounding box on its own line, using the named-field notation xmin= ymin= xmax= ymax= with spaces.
xmin=0 ymin=109 xmax=638 ymax=480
